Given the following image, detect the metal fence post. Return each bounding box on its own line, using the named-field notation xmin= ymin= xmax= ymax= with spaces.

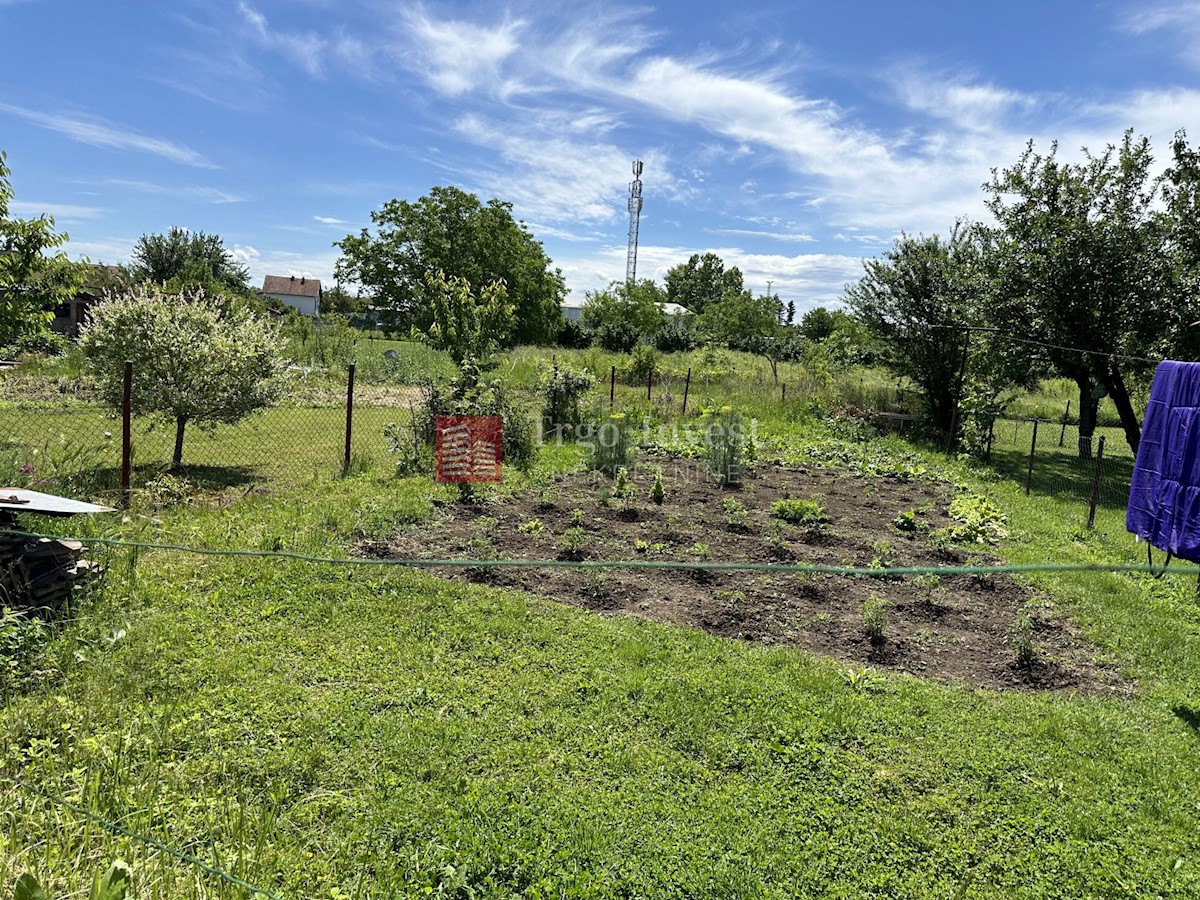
xmin=646 ymin=366 xmax=652 ymax=401
xmin=1025 ymin=420 xmax=1039 ymax=496
xmin=781 ymin=383 xmax=787 ymax=403
xmin=681 ymin=367 xmax=691 ymax=416
xmin=343 ymin=363 xmax=356 ymax=475
xmin=121 ymin=360 xmax=132 ymax=507
xmin=1058 ymin=399 xmax=1071 ymax=447
xmin=609 ymin=365 xmax=615 ymax=408
xmin=1087 ymin=436 xmax=1106 ymax=528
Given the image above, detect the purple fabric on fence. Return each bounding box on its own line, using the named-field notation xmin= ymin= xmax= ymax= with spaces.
xmin=1127 ymin=360 xmax=1200 ymax=563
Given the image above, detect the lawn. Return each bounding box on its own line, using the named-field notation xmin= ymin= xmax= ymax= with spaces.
xmin=3 ymin=348 xmax=1200 ymax=898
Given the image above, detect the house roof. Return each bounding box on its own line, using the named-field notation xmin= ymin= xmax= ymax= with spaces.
xmin=262 ymin=275 xmax=321 ymax=298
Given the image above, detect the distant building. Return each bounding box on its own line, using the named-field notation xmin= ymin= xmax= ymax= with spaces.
xmin=262 ymin=275 xmax=321 ymax=316
xmin=560 ymin=296 xmax=690 ymax=323
xmin=50 ymin=265 xmax=123 ymax=339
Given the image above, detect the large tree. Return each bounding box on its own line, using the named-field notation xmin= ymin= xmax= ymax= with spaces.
xmin=81 ymin=286 xmax=282 ymax=469
xmin=0 ymin=151 xmax=87 ymax=348
xmin=664 ymin=252 xmax=745 ymax=314
xmin=334 ymin=186 xmax=565 ymax=345
xmin=129 ymin=226 xmax=250 ymax=294
xmin=845 ymin=229 xmax=987 ymax=433
xmin=983 ymin=132 xmax=1175 ymax=457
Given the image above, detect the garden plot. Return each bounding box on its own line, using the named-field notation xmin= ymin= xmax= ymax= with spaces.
xmin=362 ymin=461 xmax=1125 ymax=694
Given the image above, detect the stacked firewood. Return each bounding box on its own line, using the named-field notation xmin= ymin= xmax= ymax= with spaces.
xmin=0 ymin=513 xmax=102 ymax=614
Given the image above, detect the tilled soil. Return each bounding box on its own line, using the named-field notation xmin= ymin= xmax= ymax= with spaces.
xmin=361 ymin=460 xmax=1127 ymax=693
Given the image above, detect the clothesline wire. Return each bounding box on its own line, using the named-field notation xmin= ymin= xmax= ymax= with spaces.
xmin=926 ymin=324 xmax=1163 ymax=366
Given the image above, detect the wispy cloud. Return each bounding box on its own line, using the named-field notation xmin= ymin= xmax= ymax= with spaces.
xmin=400 ymin=10 xmax=523 ymax=96
xmin=313 ymin=215 xmax=348 ymax=225
xmin=92 ymin=179 xmax=245 ymax=203
xmin=710 ymin=228 xmax=815 ymax=243
xmin=9 ymin=200 xmax=105 ymax=220
xmin=1119 ymin=3 xmax=1200 ymax=67
xmin=0 ymin=102 xmax=216 ymax=168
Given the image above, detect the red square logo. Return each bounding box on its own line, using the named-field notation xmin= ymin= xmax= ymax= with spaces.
xmin=435 ymin=415 xmax=503 ymax=483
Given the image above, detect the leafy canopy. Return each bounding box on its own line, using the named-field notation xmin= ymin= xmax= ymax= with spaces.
xmin=80 ymin=286 xmax=283 ymax=468
xmin=423 ymin=270 xmax=514 ymax=364
xmin=129 ymin=226 xmax=250 ymax=294
xmin=0 ymin=150 xmax=88 ymax=348
xmin=665 ymin=252 xmax=745 ymax=314
xmin=335 ymin=186 xmax=565 ymax=345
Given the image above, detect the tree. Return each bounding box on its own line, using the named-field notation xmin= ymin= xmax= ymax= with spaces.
xmin=845 ymin=229 xmax=984 ymax=433
xmin=129 ymin=226 xmax=250 ymax=294
xmin=983 ymin=132 xmax=1174 ymax=457
xmin=334 ymin=186 xmax=565 ymax=345
xmin=581 ymin=279 xmax=667 ymax=352
xmin=424 ymin=270 xmax=514 ymax=364
xmin=664 ymin=252 xmax=745 ymax=314
xmin=0 ymin=151 xmax=88 ymax=348
xmin=697 ymin=290 xmax=791 ymax=380
xmin=798 ymin=306 xmax=837 ymax=342
xmin=80 ymin=286 xmax=283 ymax=469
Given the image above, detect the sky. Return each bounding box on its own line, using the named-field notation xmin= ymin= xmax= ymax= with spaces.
xmin=2 ymin=0 xmax=1199 ymax=314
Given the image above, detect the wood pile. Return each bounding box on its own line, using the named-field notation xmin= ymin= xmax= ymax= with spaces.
xmin=0 ymin=512 xmax=103 ymax=615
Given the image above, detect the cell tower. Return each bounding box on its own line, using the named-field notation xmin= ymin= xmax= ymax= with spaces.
xmin=626 ymin=159 xmax=644 ymax=284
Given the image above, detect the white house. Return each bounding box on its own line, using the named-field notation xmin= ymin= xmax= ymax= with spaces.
xmin=561 ymin=297 xmax=691 ymax=323
xmin=262 ymin=275 xmax=321 ymax=316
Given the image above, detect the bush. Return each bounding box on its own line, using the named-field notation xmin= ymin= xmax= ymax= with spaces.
xmin=556 ymin=318 xmax=592 ymax=349
xmin=621 ymin=344 xmax=659 ymax=385
xmin=595 ymin=321 xmax=640 ymax=353
xmin=539 ymin=363 xmax=594 ymax=432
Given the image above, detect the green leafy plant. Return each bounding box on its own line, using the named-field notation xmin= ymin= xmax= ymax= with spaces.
xmin=539 ymin=363 xmax=594 ymax=432
xmin=770 ymin=498 xmax=829 ymax=526
xmin=518 ymin=518 xmax=544 ymax=535
xmin=689 ymin=542 xmax=710 ymax=560
xmin=14 ymin=860 xmax=132 ymax=900
xmin=1007 ymin=613 xmax=1037 ymax=666
xmin=650 ymin=468 xmax=666 ymax=505
xmin=560 ymin=526 xmax=587 ymax=559
xmin=570 ymin=508 xmax=585 ymax=527
xmin=891 ymin=510 xmax=928 ymax=533
xmin=722 ymin=497 xmax=749 ymax=529
xmin=862 ymin=595 xmax=889 ymax=645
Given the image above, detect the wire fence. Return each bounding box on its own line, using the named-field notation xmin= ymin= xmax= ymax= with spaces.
xmin=1 ymin=364 xmax=417 ymax=502
xmin=986 ymin=415 xmax=1137 ymax=523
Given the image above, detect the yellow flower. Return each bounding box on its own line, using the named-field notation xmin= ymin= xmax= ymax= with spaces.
xmin=720 ymin=405 xmax=733 ymax=413
xmin=610 ymin=412 xmax=626 ymax=421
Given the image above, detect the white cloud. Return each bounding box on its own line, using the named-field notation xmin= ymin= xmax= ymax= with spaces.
xmin=93 ymin=179 xmax=245 ymax=203
xmin=710 ymin=228 xmax=815 ymax=243
xmin=313 ymin=215 xmax=347 ymax=225
xmin=1119 ymin=3 xmax=1200 ymax=67
xmin=0 ymin=103 xmax=216 ymax=168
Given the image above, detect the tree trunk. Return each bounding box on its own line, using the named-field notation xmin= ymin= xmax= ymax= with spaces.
xmin=1075 ymin=375 xmax=1099 ymax=460
xmin=172 ymin=416 xmax=187 ymax=470
xmin=1105 ymin=360 xmax=1142 ymax=456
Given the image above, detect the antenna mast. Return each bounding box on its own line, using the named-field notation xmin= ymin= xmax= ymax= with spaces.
xmin=626 ymin=159 xmax=644 ymax=284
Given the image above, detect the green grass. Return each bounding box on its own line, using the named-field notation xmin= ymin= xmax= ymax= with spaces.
xmin=3 ymin=345 xmax=1200 ymax=898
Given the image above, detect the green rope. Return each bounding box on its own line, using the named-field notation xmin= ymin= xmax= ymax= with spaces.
xmin=0 ymin=773 xmax=283 ymax=900
xmin=3 ymin=528 xmax=1199 ymax=578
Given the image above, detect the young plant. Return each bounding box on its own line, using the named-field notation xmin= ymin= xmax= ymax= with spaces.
xmin=650 ymin=468 xmax=666 ymax=505
xmin=518 ymin=518 xmax=544 ymax=535
xmin=560 ymin=526 xmax=587 ymax=559
xmin=770 ymin=498 xmax=829 ymax=527
xmin=1007 ymin=613 xmax=1037 ymax=666
xmin=689 ymin=542 xmax=710 ymax=560
xmin=570 ymin=508 xmax=585 ymax=527
xmin=585 ymin=412 xmax=634 ymax=477
xmin=613 ymin=466 xmax=637 ymax=500
xmin=722 ymin=497 xmax=749 ymax=529
xmin=702 ymin=405 xmax=748 ymax=487
xmin=861 ymin=595 xmax=889 ymax=645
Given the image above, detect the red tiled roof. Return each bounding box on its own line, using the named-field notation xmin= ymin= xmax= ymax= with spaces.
xmin=262 ymin=275 xmax=321 ymax=297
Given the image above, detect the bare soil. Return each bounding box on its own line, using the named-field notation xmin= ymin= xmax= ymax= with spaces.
xmin=361 ymin=460 xmax=1127 ymax=694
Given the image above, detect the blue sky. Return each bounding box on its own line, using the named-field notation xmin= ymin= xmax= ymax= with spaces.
xmin=2 ymin=0 xmax=1198 ymax=313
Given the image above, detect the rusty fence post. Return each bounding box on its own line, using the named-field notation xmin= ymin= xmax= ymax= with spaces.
xmin=343 ymin=363 xmax=356 ymax=475
xmin=121 ymin=360 xmax=132 ymax=507
xmin=1087 ymin=436 xmax=1106 ymax=528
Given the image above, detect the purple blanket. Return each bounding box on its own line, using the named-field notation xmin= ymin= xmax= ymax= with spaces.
xmin=1127 ymin=361 xmax=1200 ymax=563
